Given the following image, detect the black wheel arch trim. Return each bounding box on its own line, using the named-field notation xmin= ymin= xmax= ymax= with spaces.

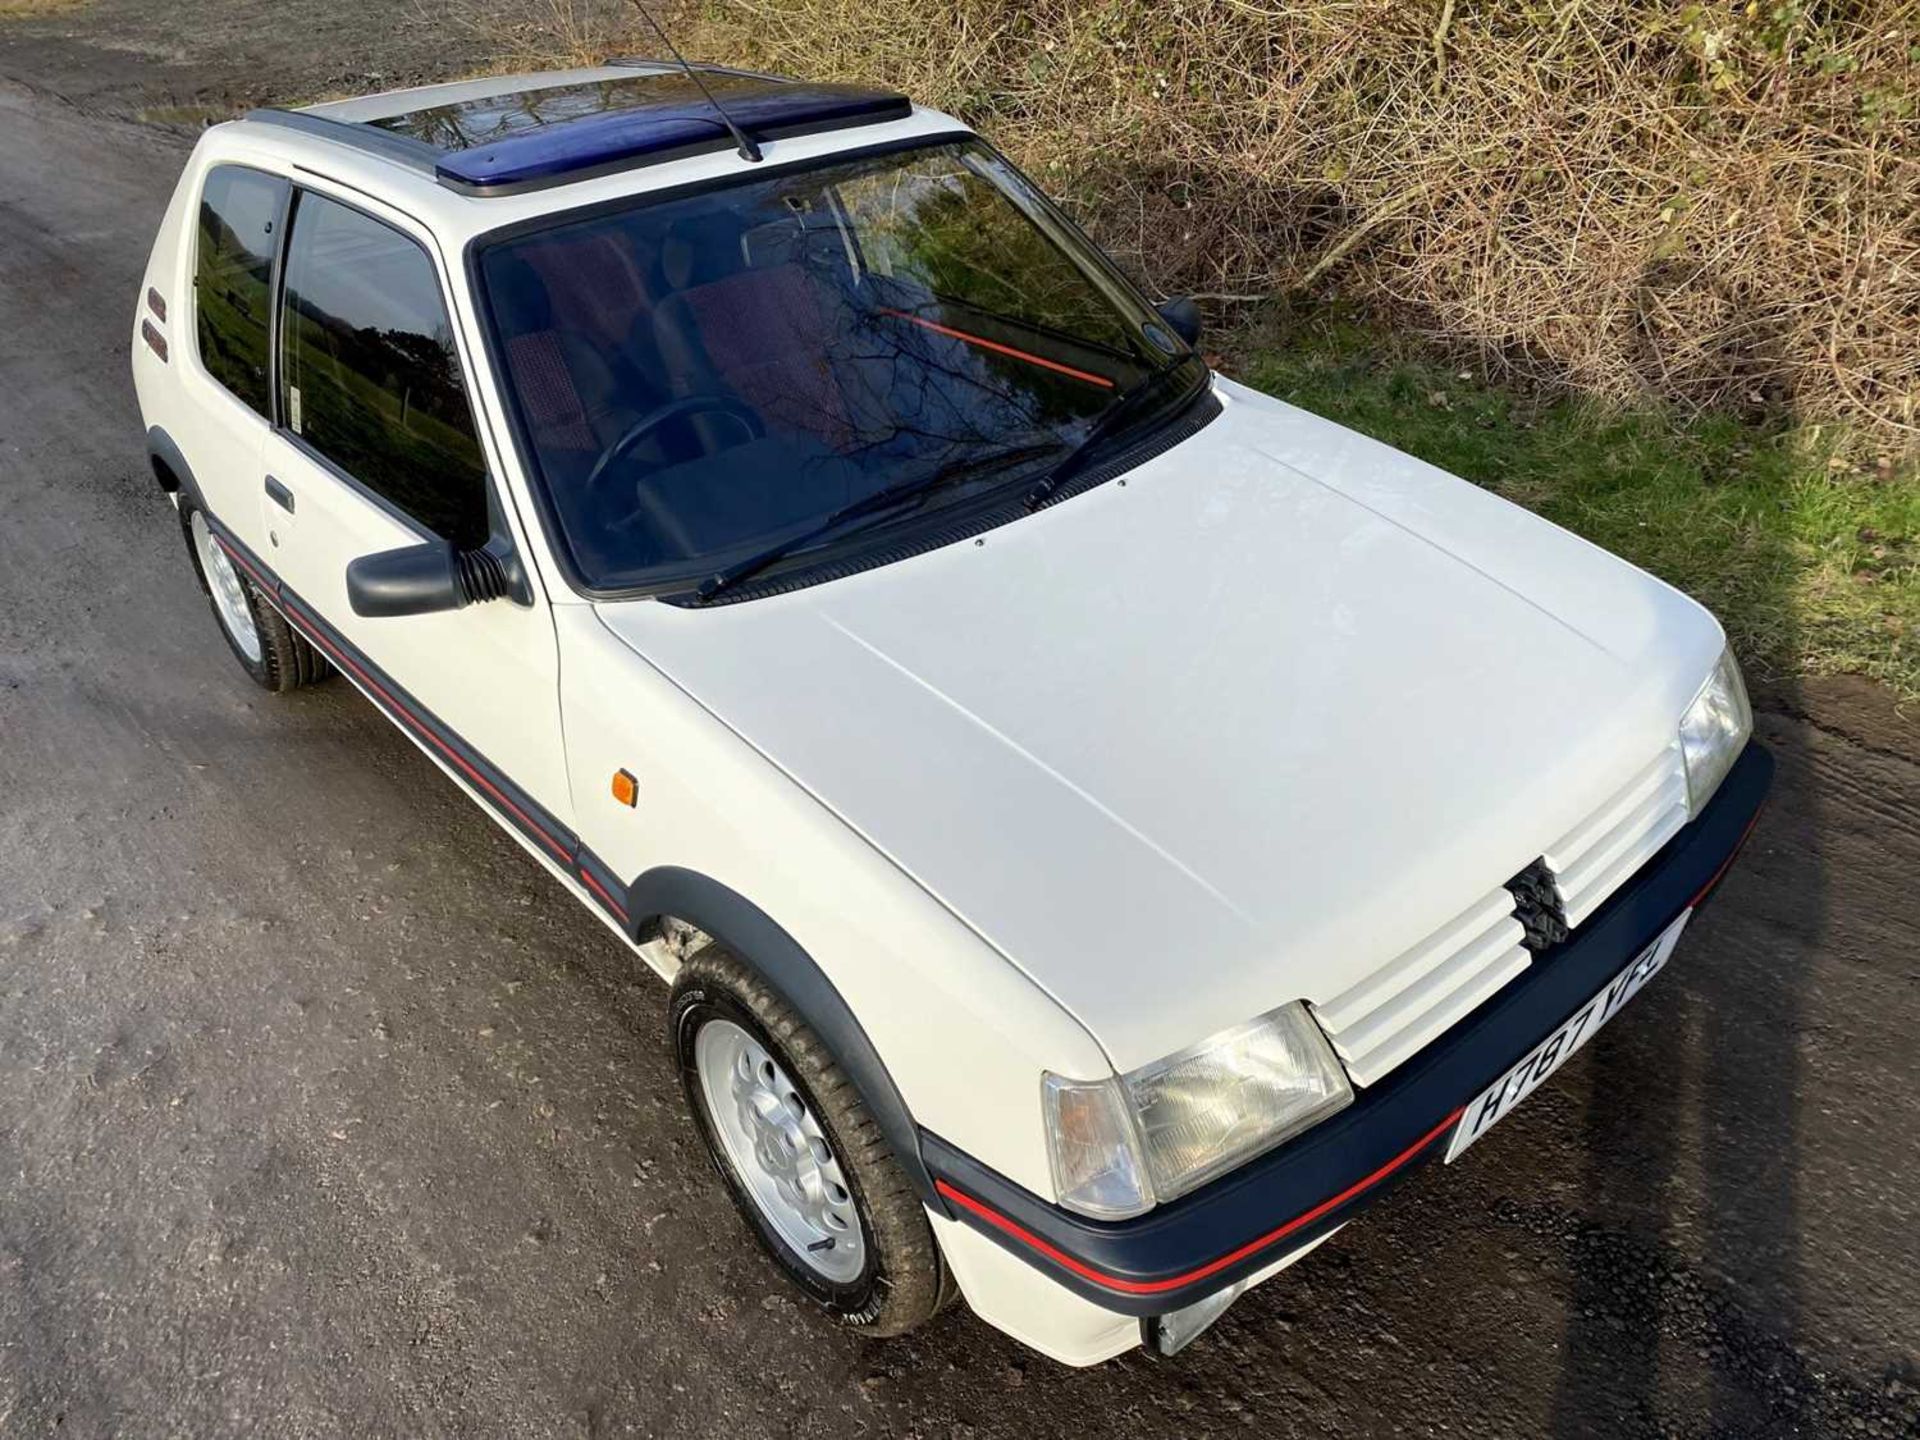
xmin=153 ymin=427 xmax=215 ymax=597
xmin=148 ymin=425 xmax=202 ymax=505
xmin=627 ymin=866 xmax=940 ymax=1209
xmin=918 ymin=742 xmax=1774 ymax=1317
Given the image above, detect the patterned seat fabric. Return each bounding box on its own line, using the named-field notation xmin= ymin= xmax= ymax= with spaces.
xmin=505 ymin=330 xmax=597 ymax=453
xmin=653 ymin=263 xmax=855 ymax=449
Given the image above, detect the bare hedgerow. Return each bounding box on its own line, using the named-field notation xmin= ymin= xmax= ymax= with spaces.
xmin=440 ymin=0 xmax=1919 ymax=444
xmin=434 ymin=0 xmax=642 ymax=68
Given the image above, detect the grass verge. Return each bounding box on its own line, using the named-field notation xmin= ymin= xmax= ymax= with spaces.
xmin=1226 ymin=308 xmax=1918 ymax=702
xmin=0 ymin=0 xmax=89 ymax=16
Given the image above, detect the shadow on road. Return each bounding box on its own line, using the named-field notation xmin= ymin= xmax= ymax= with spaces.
xmin=1547 ymin=692 xmax=1815 ymax=1437
xmin=1546 ymin=671 xmax=1918 ymax=1437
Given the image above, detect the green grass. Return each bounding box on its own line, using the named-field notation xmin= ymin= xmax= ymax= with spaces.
xmin=0 ymin=0 xmax=88 ymax=16
xmin=1227 ymin=309 xmax=1920 ymax=701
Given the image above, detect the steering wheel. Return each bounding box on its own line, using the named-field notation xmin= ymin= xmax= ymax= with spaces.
xmin=583 ymin=395 xmax=765 ymax=500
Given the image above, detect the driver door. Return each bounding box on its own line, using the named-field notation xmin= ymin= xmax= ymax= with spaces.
xmin=259 ymin=181 xmax=575 ymax=854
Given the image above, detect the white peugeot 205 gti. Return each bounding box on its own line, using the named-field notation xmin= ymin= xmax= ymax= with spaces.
xmin=132 ymin=60 xmax=1770 ymax=1364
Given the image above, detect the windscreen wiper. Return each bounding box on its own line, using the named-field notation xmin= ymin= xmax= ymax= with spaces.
xmin=695 ymin=441 xmax=1065 ymax=601
xmin=1023 ymin=363 xmax=1198 ymax=512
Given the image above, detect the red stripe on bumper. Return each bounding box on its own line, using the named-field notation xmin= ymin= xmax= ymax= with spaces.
xmin=936 ymin=1105 xmax=1465 ymax=1297
xmin=1688 ymin=798 xmax=1765 ymax=908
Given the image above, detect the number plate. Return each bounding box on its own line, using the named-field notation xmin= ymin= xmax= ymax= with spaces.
xmin=1445 ymin=910 xmax=1691 ymax=1163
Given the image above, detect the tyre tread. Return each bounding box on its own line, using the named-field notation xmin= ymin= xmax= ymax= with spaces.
xmin=673 ymin=946 xmax=951 ymax=1337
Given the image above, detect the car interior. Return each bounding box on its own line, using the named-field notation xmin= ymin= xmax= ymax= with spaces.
xmin=483 ymin=158 xmax=1145 ymax=582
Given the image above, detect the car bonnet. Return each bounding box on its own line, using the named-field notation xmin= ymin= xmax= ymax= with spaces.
xmin=592 ymin=383 xmax=1724 ymax=1071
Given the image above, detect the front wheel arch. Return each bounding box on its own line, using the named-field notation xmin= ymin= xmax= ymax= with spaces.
xmin=624 ymin=866 xmax=942 ymax=1212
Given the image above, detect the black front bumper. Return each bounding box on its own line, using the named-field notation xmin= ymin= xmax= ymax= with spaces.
xmin=922 ymin=742 xmax=1774 ymax=1317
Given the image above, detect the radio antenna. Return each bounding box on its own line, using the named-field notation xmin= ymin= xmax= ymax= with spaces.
xmin=624 ymin=1 xmax=763 ymax=162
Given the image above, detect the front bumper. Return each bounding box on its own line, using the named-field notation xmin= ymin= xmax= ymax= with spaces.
xmin=924 ymin=741 xmax=1773 ymax=1319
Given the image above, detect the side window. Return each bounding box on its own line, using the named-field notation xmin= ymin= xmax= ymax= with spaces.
xmin=195 ymin=165 xmax=288 ymax=417
xmin=278 ymin=192 xmax=491 ymax=550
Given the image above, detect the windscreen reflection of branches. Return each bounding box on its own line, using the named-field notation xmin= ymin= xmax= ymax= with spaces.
xmin=481 ymin=141 xmax=1187 ymax=589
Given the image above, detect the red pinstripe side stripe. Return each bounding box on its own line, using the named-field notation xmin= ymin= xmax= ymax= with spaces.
xmin=935 ymin=1105 xmax=1465 ymax=1297
xmin=296 ymin=618 xmax=575 ymax=865
xmin=218 ymin=537 xmax=276 ymax=594
xmin=579 ymin=868 xmax=629 ymax=924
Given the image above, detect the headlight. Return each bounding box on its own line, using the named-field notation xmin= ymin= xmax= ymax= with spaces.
xmin=1043 ymin=1002 xmax=1352 ymax=1219
xmin=1679 ymin=647 xmax=1752 ymax=814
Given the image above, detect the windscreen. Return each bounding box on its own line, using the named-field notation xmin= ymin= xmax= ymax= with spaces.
xmin=478 ymin=140 xmax=1198 ymax=592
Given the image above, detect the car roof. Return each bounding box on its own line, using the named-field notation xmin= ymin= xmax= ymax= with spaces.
xmin=219 ymin=60 xmax=964 ymax=251
xmin=275 ymin=61 xmax=911 ymax=193
xmin=300 ymin=62 xmax=697 ymax=127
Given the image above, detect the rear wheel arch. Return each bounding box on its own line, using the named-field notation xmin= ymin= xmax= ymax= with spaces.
xmin=625 ymin=865 xmax=942 ymax=1211
xmin=159 ymin=452 xmax=331 ymax=694
xmin=147 ymin=425 xmax=202 ymax=507
xmin=152 ymin=428 xmax=211 ymax=596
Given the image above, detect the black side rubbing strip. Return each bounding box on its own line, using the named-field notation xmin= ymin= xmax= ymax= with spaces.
xmin=575 ymin=848 xmax=633 ymax=926
xmin=188 ymin=506 xmax=586 ymax=879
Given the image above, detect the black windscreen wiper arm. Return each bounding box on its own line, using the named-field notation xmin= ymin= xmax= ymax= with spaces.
xmin=1023 ymin=363 xmax=1196 ymax=512
xmin=695 ymin=441 xmax=1065 ymax=601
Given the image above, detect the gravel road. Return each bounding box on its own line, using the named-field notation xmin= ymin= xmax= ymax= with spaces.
xmin=0 ymin=33 xmax=1916 ymax=1439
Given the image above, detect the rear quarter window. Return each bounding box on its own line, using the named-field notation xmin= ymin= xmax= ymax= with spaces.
xmin=194 ymin=165 xmax=288 ymax=417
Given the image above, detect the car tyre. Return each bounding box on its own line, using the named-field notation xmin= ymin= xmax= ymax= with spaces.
xmin=670 ymin=944 xmax=951 ymax=1336
xmin=182 ymin=505 xmax=331 ymax=693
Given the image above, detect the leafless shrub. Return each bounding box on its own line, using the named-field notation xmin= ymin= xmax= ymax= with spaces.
xmin=450 ymin=0 xmax=1920 ymax=443
xmin=431 ymin=0 xmax=641 ymax=69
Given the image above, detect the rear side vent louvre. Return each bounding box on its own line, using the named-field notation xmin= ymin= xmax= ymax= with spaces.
xmin=1312 ymin=890 xmax=1530 ymax=1086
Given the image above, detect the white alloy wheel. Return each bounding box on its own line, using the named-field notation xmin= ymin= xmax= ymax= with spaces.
xmin=693 ymin=1018 xmax=867 ymax=1284
xmin=190 ymin=510 xmax=263 ymax=664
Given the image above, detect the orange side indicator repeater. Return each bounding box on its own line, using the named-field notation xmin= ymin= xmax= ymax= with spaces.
xmin=611 ymin=769 xmax=639 ymax=807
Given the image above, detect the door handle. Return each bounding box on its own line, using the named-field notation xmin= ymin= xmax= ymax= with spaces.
xmin=264 ymin=475 xmax=295 ymax=513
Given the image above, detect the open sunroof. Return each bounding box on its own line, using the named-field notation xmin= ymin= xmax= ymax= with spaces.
xmin=360 ymin=68 xmax=914 ymax=194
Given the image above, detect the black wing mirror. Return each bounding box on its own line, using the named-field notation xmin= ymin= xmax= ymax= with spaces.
xmin=346 ymin=539 xmax=519 ymax=618
xmin=1156 ymin=296 xmax=1202 ymax=348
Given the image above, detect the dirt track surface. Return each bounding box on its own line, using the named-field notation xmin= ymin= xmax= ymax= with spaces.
xmin=0 ymin=39 xmax=1917 ymax=1440
xmin=0 ymin=0 xmax=481 ymax=120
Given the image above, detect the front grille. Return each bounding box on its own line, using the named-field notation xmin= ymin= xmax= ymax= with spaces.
xmin=1542 ymin=743 xmax=1689 ymax=928
xmin=1311 ymin=890 xmax=1530 ymax=1086
xmin=1311 ymin=743 xmax=1689 ymax=1088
